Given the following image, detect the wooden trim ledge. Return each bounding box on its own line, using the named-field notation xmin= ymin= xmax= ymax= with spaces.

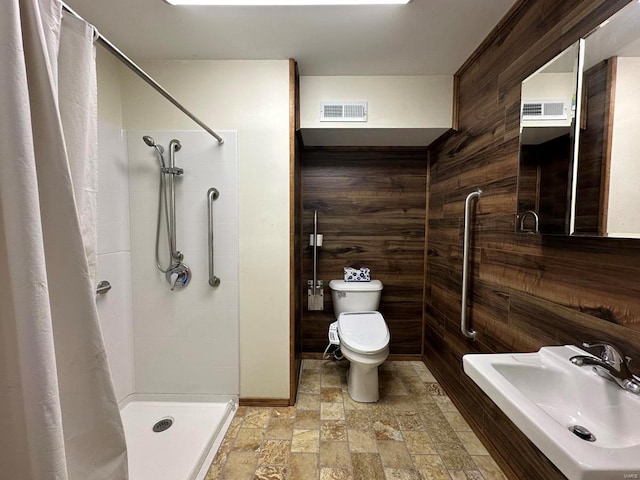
xmin=239 ymin=398 xmax=291 ymax=407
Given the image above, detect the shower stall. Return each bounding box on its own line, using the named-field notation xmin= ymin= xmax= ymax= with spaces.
xmin=5 ymin=2 xmax=277 ymax=477
xmin=96 ymin=127 xmax=239 ymax=479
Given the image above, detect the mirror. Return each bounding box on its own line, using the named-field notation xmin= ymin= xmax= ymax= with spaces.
xmin=516 ymin=0 xmax=640 ymax=238
xmin=574 ymin=1 xmax=640 ymax=238
xmin=517 ymin=43 xmax=580 ymax=235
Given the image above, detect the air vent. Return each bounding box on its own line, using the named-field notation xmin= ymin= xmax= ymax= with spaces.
xmin=522 ymin=100 xmax=569 ymax=120
xmin=320 ymin=102 xmax=368 ymax=122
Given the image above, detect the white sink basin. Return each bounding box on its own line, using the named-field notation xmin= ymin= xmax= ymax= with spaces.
xmin=463 ymin=345 xmax=640 ymax=480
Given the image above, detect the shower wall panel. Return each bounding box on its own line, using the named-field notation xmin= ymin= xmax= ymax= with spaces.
xmin=96 ymin=133 xmax=135 ymax=403
xmin=96 ymin=46 xmax=135 ymax=403
xmin=127 ymin=130 xmax=239 ymax=396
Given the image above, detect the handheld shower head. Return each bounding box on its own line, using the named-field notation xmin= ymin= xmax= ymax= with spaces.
xmin=143 ymin=135 xmax=165 ymax=154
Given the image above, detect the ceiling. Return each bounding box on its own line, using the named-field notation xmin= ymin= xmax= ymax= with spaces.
xmin=64 ymin=0 xmax=517 ymax=76
xmin=584 ymin=0 xmax=640 ymax=70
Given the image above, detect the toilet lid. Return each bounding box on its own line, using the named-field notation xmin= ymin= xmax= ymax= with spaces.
xmin=337 ymin=311 xmax=390 ymax=355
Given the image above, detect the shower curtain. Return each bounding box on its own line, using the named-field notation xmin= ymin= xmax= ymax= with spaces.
xmin=0 ymin=0 xmax=128 ymax=479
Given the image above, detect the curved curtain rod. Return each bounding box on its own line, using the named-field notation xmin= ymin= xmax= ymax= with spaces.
xmin=61 ymin=2 xmax=224 ymax=144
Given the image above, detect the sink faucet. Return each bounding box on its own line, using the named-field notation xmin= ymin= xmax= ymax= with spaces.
xmin=519 ymin=210 xmax=539 ymax=233
xmin=570 ymin=342 xmax=640 ymax=395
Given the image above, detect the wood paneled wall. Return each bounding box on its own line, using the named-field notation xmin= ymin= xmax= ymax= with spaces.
xmin=301 ymin=149 xmax=427 ymax=354
xmin=424 ymin=1 xmax=638 ymax=479
xmin=289 ymin=59 xmax=302 ymax=405
xmin=520 ymin=134 xmax=572 ymax=234
xmin=575 ymin=58 xmax=616 ymax=234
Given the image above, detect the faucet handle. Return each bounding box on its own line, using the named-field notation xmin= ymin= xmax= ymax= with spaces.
xmin=582 ymin=342 xmax=628 ymax=368
xmin=165 ymin=263 xmax=192 ymax=291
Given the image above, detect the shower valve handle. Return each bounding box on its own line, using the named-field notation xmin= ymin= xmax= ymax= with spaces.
xmin=170 ymin=272 xmax=180 ymax=291
xmin=166 ymin=264 xmax=191 ymax=291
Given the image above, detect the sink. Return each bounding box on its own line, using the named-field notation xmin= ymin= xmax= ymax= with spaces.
xmin=463 ymin=345 xmax=640 ymax=480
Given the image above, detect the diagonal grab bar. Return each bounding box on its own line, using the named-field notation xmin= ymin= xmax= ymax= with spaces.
xmin=208 ymin=188 xmax=221 ymax=287
xmin=461 ymin=189 xmax=481 ymax=340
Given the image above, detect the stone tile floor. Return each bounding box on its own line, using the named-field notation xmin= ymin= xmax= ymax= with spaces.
xmin=205 ymin=359 xmax=507 ymax=480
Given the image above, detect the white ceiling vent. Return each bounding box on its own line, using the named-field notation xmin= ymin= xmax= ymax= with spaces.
xmin=522 ymin=100 xmax=569 ymax=121
xmin=320 ymin=102 xmax=368 ymax=122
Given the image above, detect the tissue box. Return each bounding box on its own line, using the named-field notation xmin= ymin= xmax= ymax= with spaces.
xmin=344 ymin=267 xmax=370 ymax=282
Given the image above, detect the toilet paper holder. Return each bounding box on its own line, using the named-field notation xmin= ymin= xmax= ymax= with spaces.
xmin=309 ymin=233 xmax=323 ymax=246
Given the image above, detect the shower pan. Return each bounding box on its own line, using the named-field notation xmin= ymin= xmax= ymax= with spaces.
xmin=97 ymin=130 xmax=239 ymax=480
xmin=120 ymin=399 xmax=235 ymax=479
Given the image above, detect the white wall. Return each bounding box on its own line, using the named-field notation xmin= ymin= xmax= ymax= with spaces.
xmin=95 ymin=47 xmax=135 ymax=402
xmin=300 ymin=75 xmax=452 ymax=128
xmin=608 ymin=57 xmax=640 ymax=237
xmin=521 ymin=72 xmax=574 ymax=128
xmin=299 ymin=75 xmax=452 ymax=146
xmin=120 ymin=60 xmax=291 ymax=399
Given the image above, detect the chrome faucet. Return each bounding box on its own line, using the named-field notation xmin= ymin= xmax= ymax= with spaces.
xmin=519 ymin=210 xmax=539 ymax=233
xmin=570 ymin=342 xmax=640 ymax=395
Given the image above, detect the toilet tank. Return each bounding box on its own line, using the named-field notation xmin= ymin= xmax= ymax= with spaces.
xmin=329 ymin=279 xmax=383 ymax=316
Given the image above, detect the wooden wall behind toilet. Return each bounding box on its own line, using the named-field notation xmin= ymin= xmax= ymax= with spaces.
xmin=301 ymin=148 xmax=427 ymax=355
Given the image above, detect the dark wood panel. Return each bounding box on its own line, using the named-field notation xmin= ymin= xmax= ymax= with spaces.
xmin=424 ymin=1 xmax=635 ymax=479
xmin=520 ymin=134 xmax=572 ymax=234
xmin=301 ymin=150 xmax=427 ymax=354
xmin=290 ymin=59 xmax=302 ymax=405
xmin=575 ymin=58 xmax=616 ymax=234
xmin=480 ymin=247 xmax=640 ymax=327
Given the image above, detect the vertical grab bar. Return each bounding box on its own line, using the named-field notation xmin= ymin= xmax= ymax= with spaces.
xmin=307 ymin=210 xmax=323 ymax=310
xmin=461 ymin=189 xmax=481 ymax=340
xmin=208 ymin=188 xmax=221 ymax=287
xmin=168 ymin=139 xmax=183 ymax=263
xmin=312 ymin=210 xmax=318 ymax=291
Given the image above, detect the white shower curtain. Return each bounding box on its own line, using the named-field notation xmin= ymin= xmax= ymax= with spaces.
xmin=0 ymin=0 xmax=128 ymax=479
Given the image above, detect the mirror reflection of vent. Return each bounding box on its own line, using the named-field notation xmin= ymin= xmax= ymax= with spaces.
xmin=522 ymin=100 xmax=569 ymax=120
xmin=320 ymin=102 xmax=368 ymax=122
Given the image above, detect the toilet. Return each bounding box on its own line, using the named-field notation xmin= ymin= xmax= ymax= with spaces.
xmin=329 ymin=279 xmax=390 ymax=402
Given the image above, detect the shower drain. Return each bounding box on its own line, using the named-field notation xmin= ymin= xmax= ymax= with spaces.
xmin=152 ymin=417 xmax=174 ymax=433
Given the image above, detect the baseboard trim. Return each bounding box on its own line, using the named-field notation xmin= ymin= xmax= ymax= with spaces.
xmin=301 ymin=352 xmax=423 ymax=361
xmin=301 ymin=352 xmax=328 ymax=360
xmin=239 ymin=397 xmax=291 ymax=407
xmin=388 ymin=354 xmax=423 ymax=361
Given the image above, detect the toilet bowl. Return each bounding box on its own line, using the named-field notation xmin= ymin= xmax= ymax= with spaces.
xmin=337 ymin=311 xmax=390 ymax=402
xmin=329 ymin=279 xmax=390 ymax=403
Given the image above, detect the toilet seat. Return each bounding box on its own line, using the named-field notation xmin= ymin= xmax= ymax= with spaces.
xmin=337 ymin=311 xmax=390 ymax=355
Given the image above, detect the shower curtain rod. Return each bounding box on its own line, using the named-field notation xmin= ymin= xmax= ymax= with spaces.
xmin=61 ymin=2 xmax=224 ymax=144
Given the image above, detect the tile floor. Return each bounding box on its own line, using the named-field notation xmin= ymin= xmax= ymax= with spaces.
xmin=205 ymin=359 xmax=507 ymax=480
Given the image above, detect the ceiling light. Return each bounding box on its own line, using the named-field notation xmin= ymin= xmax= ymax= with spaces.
xmin=164 ymin=0 xmax=410 ymax=5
